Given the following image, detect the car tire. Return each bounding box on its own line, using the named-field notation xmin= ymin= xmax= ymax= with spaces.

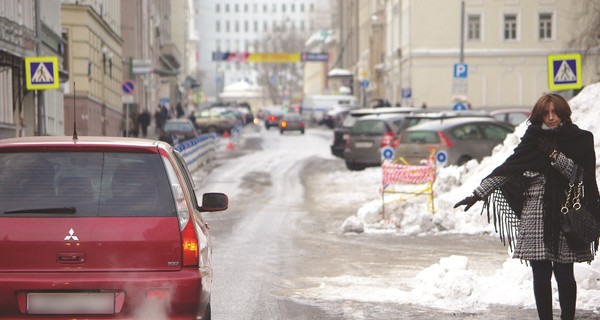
xmin=456 ymin=155 xmax=472 ymax=166
xmin=345 ymin=161 xmax=365 ymax=171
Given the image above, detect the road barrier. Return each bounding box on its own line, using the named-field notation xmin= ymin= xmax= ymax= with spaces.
xmin=380 ymin=153 xmax=437 ymax=217
xmin=173 ymin=133 xmax=219 ymax=172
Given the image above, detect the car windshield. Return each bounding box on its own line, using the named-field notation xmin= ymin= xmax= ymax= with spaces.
xmin=0 ymin=152 xmax=177 ymax=217
xmin=351 ymin=120 xmax=387 ymax=136
xmin=401 ymin=131 xmax=440 ymax=144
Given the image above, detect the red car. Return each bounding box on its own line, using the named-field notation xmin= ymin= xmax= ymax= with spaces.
xmin=0 ymin=136 xmax=227 ymax=319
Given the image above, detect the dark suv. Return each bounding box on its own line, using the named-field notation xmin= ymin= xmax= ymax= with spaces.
xmin=0 ymin=136 xmax=227 ymax=319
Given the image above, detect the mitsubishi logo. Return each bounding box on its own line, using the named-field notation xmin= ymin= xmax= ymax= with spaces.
xmin=64 ymin=228 xmax=79 ymax=241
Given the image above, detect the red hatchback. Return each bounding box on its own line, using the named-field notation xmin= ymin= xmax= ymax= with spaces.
xmin=0 ymin=136 xmax=227 ymax=319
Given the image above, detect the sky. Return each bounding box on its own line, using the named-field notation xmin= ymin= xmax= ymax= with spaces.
xmin=296 ymin=83 xmax=600 ymax=313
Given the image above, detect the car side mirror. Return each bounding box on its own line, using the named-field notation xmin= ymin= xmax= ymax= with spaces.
xmin=198 ymin=192 xmax=228 ymax=212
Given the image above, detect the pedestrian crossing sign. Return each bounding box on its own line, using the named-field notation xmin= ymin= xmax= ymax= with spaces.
xmin=25 ymin=56 xmax=60 ymax=90
xmin=547 ymin=53 xmax=582 ymax=91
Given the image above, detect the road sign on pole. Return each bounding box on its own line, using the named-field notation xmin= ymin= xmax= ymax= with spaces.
xmin=25 ymin=56 xmax=60 ymax=90
xmin=547 ymin=54 xmax=582 ymax=91
xmin=453 ymin=63 xmax=468 ymax=78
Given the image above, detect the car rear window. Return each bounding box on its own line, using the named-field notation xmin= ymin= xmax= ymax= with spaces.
xmin=401 ymin=131 xmax=439 ymax=143
xmin=351 ymin=120 xmax=387 ymax=136
xmin=0 ymin=152 xmax=176 ymax=217
xmin=164 ymin=121 xmax=194 ymax=131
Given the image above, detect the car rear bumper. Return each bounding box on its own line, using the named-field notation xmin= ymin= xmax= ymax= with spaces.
xmin=0 ymin=269 xmax=210 ymax=319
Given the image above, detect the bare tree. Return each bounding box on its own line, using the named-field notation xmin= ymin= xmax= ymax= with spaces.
xmin=568 ymin=1 xmax=600 ymax=58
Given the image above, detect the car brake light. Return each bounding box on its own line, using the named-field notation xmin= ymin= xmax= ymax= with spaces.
xmin=268 ymin=115 xmax=276 ymax=121
xmin=380 ymin=131 xmax=395 ymax=147
xmin=161 ymin=152 xmax=199 ymax=267
xmin=146 ymin=288 xmax=171 ymax=301
xmin=438 ymin=131 xmax=454 ymax=147
xmin=281 ymin=121 xmax=288 ymax=128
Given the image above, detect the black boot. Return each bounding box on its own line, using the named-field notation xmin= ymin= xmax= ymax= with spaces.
xmin=534 ymin=280 xmax=554 ymax=320
xmin=558 ymin=282 xmax=576 ymax=320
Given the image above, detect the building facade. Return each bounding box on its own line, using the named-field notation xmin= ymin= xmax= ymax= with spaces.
xmin=61 ymin=0 xmax=122 ymax=136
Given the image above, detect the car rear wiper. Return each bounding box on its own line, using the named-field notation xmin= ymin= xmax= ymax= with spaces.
xmin=4 ymin=207 xmax=76 ymax=214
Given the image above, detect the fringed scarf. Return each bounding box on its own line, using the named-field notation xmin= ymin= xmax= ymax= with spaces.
xmin=481 ymin=121 xmax=600 ymax=255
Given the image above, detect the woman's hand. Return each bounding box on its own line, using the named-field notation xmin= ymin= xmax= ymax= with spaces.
xmin=453 ymin=194 xmax=481 ymax=211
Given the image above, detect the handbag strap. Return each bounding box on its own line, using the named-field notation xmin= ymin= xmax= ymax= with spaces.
xmin=562 ymin=166 xmax=584 ymax=213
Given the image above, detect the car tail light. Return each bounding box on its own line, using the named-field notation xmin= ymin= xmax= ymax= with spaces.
xmin=380 ymin=131 xmax=395 ymax=147
xmin=281 ymin=121 xmax=288 ymax=128
xmin=268 ymin=115 xmax=277 ymax=121
xmin=438 ymin=131 xmax=454 ymax=147
xmin=160 ymin=151 xmax=199 ymax=267
xmin=146 ymin=288 xmax=171 ymax=301
xmin=392 ymin=137 xmax=400 ymax=148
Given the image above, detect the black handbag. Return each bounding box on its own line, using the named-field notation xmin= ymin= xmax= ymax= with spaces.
xmin=559 ymin=169 xmax=600 ymax=248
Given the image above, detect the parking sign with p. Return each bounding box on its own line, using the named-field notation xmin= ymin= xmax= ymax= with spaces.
xmin=453 ymin=63 xmax=468 ymax=78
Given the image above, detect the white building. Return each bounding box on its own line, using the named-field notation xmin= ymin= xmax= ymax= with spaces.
xmin=194 ymin=0 xmax=331 ymax=103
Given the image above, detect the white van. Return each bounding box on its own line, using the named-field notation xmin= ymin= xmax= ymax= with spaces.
xmin=302 ymin=94 xmax=359 ymax=125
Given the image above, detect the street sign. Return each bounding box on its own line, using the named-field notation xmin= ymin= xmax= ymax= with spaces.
xmin=547 ymin=53 xmax=582 ymax=91
xmin=436 ymin=151 xmax=448 ymax=167
xmin=25 ymin=56 xmax=60 ymax=90
xmin=401 ymin=87 xmax=412 ymax=98
xmin=452 ymin=102 xmax=466 ymax=111
xmin=122 ymin=95 xmax=134 ymax=104
xmin=360 ymin=80 xmax=370 ymax=88
xmin=381 ymin=147 xmax=395 ymax=160
xmin=453 ymin=63 xmax=468 ymax=78
xmin=122 ymin=80 xmax=135 ymax=94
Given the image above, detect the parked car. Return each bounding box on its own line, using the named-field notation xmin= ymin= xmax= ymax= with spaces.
xmin=394 ymin=117 xmax=515 ymax=166
xmin=279 ymin=112 xmax=305 ymax=134
xmin=490 ymin=108 xmax=531 ymax=126
xmin=193 ymin=107 xmax=240 ymax=134
xmin=159 ymin=118 xmax=198 ymax=145
xmin=343 ymin=113 xmax=419 ymax=171
xmin=0 ymin=136 xmax=228 ymax=319
xmin=330 ymin=107 xmax=422 ymax=159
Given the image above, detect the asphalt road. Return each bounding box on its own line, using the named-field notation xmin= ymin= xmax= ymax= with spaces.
xmin=198 ymin=124 xmax=600 ymax=320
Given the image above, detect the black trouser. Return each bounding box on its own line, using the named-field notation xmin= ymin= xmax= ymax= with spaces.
xmin=530 ymin=260 xmax=576 ymax=320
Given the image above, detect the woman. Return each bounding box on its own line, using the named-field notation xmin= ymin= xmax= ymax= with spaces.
xmin=454 ymin=93 xmax=600 ymax=320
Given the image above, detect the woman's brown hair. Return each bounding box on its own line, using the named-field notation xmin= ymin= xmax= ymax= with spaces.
xmin=528 ymin=93 xmax=572 ymax=125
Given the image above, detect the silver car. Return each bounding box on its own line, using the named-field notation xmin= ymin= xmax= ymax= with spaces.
xmin=394 ymin=117 xmax=515 ymax=166
xmin=343 ymin=113 xmax=413 ymax=171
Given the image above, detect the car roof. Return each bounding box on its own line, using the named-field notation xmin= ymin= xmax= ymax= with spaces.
xmin=349 ymin=107 xmax=421 ymax=116
xmin=403 ymin=116 xmax=513 ymax=131
xmin=355 ymin=113 xmax=411 ymax=121
xmin=489 ymin=108 xmax=531 ymax=115
xmin=0 ymin=136 xmax=167 ymax=152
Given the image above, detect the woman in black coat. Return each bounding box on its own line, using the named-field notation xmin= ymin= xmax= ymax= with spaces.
xmin=454 ymin=93 xmax=600 ymax=320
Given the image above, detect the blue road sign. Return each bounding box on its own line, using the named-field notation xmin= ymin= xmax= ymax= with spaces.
xmin=381 ymin=147 xmax=395 ymax=160
xmin=452 ymin=102 xmax=466 ymax=111
xmin=436 ymin=151 xmax=447 ymax=163
xmin=453 ymin=63 xmax=468 ymax=78
xmin=25 ymin=56 xmax=59 ymax=90
xmin=360 ymin=80 xmax=370 ymax=88
xmin=401 ymin=87 xmax=412 ymax=98
xmin=122 ymin=80 xmax=135 ymax=94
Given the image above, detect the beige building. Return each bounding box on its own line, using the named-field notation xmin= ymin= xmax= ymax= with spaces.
xmin=61 ymin=0 xmax=122 ymax=136
xmin=329 ymin=0 xmax=600 ymax=110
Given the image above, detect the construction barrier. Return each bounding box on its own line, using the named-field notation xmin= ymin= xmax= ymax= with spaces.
xmin=380 ymin=155 xmax=437 ymax=217
xmin=173 ymin=133 xmax=219 ymax=172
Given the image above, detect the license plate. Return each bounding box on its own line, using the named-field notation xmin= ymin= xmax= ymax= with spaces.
xmin=28 ymin=292 xmax=115 ymax=315
xmin=355 ymin=142 xmax=373 ymax=148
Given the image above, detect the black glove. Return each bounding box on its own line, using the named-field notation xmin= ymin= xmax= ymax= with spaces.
xmin=536 ymin=136 xmax=557 ymax=157
xmin=453 ymin=194 xmax=481 ymax=211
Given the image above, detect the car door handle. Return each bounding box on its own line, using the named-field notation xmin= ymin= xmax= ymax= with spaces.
xmin=57 ymin=252 xmax=86 ymax=264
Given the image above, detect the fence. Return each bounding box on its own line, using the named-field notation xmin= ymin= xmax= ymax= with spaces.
xmin=173 ymin=133 xmax=219 ymax=172
xmin=380 ymin=155 xmax=437 ymax=218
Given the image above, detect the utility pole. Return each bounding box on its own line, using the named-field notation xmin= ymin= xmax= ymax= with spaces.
xmin=35 ymin=0 xmax=46 ymax=136
xmin=460 ymin=0 xmax=465 ymax=63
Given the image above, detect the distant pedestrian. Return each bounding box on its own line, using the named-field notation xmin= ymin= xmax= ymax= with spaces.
xmin=176 ymin=102 xmax=185 ymax=119
xmin=154 ymin=105 xmax=164 ymax=133
xmin=454 ymin=93 xmax=600 ymax=320
xmin=421 ymin=102 xmax=427 ymax=109
xmin=138 ymin=109 xmax=151 ymax=137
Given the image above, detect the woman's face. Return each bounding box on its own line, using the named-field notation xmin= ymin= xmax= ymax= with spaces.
xmin=543 ymin=103 xmax=561 ymax=129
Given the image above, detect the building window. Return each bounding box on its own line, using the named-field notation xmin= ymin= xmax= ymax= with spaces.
xmin=539 ymin=12 xmax=553 ymax=40
xmin=216 ymin=20 xmax=220 ymax=32
xmin=235 ymin=21 xmax=239 ymax=32
xmin=225 ymin=21 xmax=230 ymax=32
xmin=263 ymin=21 xmax=268 ymax=32
xmin=234 ymin=4 xmax=239 ymax=13
xmin=272 ymin=3 xmax=276 ymax=13
xmin=300 ymin=20 xmax=305 ymax=31
xmin=301 ymin=4 xmax=305 ymax=12
xmin=225 ymin=4 xmax=229 ymax=13
xmin=291 ymin=4 xmax=295 ymax=12
xmin=215 ymin=4 xmax=220 ymax=13
xmin=244 ymin=4 xmax=248 ymax=12
xmin=263 ymin=4 xmax=267 ymax=12
xmin=503 ymin=14 xmax=517 ymax=40
xmin=467 ymin=14 xmax=481 ymax=41
xmin=244 ymin=21 xmax=248 ymax=32
xmin=282 ymin=4 xmax=286 ymax=13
